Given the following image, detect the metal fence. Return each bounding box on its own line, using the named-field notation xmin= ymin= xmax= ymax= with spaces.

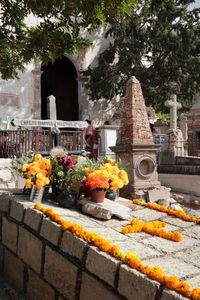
xmin=0 ymin=129 xmax=84 ymax=158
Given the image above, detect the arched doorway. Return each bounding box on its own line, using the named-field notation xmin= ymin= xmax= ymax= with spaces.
xmin=41 ymin=56 xmax=79 ymax=121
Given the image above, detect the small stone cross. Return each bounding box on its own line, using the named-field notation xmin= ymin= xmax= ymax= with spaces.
xmin=165 ymin=94 xmax=182 ymax=130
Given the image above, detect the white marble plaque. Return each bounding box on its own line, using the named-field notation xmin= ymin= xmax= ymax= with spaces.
xmin=13 ymin=119 xmax=87 ymax=129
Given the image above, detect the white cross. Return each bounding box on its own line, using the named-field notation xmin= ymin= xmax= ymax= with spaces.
xmin=165 ymin=94 xmax=182 ymax=130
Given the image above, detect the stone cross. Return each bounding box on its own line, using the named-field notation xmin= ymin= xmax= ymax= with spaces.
xmin=165 ymin=94 xmax=182 ymax=130
xmin=47 ymin=95 xmax=57 ymax=120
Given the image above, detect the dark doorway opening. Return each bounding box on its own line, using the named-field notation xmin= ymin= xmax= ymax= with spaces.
xmin=41 ymin=56 xmax=79 ymax=121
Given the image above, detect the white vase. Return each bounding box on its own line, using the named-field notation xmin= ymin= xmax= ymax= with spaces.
xmin=30 ymin=186 xmax=44 ymax=203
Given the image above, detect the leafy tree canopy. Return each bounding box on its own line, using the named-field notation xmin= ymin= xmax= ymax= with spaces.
xmin=84 ymin=0 xmax=200 ymax=112
xmin=0 ymin=0 xmax=136 ymax=79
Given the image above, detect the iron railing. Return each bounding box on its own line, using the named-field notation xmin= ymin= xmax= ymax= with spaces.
xmin=0 ymin=129 xmax=84 ymax=158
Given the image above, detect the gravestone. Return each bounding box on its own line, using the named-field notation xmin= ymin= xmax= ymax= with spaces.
xmin=110 ymin=76 xmax=160 ymax=199
xmin=47 ymin=95 xmax=59 ymax=147
xmin=47 ymin=95 xmax=57 ymax=120
xmin=99 ymin=124 xmax=119 ymax=160
xmin=160 ymin=95 xmax=184 ymax=164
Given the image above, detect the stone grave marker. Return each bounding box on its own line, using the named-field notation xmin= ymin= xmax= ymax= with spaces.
xmin=110 ymin=76 xmax=161 ymax=199
xmin=160 ymin=94 xmax=184 ymax=164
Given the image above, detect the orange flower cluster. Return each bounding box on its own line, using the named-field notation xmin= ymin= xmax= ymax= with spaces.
xmin=84 ymin=160 xmax=129 ymax=191
xmin=133 ymin=199 xmax=200 ymax=223
xmin=21 ymin=154 xmax=52 ymax=188
xmin=34 ymin=203 xmax=200 ymax=300
xmin=121 ymin=219 xmax=182 ymax=242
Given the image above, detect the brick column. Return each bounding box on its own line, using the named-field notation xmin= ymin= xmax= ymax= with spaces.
xmin=111 ymin=77 xmax=160 ymax=198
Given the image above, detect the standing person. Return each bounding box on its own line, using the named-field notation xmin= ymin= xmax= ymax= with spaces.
xmin=92 ymin=127 xmax=101 ymax=159
xmin=84 ymin=120 xmax=94 ymax=151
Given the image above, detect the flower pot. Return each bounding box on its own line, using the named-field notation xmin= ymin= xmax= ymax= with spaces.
xmin=57 ymin=192 xmax=77 ymax=209
xmin=82 ymin=186 xmax=92 ymax=198
xmin=90 ymin=189 xmax=106 ymax=203
xmin=30 ymin=186 xmax=45 ymax=203
xmin=106 ymin=190 xmax=117 ymax=201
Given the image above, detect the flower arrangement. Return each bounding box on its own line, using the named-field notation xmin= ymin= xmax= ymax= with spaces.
xmin=83 ymin=158 xmax=129 ymax=191
xmin=20 ymin=154 xmax=52 ymax=188
xmin=50 ymin=147 xmax=78 ymax=193
xmin=12 ymin=151 xmax=35 ymax=178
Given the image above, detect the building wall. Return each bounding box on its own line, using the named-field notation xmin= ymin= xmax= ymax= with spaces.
xmin=0 ymin=18 xmax=114 ymax=127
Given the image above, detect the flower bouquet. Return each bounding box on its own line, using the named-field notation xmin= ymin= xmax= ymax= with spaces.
xmin=83 ymin=158 xmax=129 ymax=203
xmin=20 ymin=154 xmax=52 ymax=202
xmin=50 ymin=147 xmax=79 ymax=208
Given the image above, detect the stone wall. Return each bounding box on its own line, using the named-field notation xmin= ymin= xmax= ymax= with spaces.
xmin=158 ymin=173 xmax=200 ymax=197
xmin=0 ymin=196 xmax=184 ymax=300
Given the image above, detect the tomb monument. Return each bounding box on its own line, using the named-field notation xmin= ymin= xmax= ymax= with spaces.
xmin=111 ymin=76 xmax=160 ymax=198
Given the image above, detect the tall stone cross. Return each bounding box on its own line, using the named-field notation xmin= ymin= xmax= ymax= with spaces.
xmin=47 ymin=95 xmax=57 ymax=120
xmin=165 ymin=94 xmax=182 ymax=130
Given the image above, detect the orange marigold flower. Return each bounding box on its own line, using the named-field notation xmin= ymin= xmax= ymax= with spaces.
xmin=164 ymin=276 xmax=181 ymax=289
xmin=148 ymin=267 xmax=165 ymax=283
xmin=34 ymin=203 xmax=42 ymax=210
xmin=34 ymin=154 xmax=42 ymax=161
xmin=191 ymin=288 xmax=200 ymax=300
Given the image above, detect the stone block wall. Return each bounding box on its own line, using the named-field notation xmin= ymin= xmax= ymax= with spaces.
xmin=0 ymin=196 xmax=187 ymax=300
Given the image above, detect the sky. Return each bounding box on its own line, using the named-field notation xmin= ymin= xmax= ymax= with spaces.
xmin=189 ymin=0 xmax=200 ymax=8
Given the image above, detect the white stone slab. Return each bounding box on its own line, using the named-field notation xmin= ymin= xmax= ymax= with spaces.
xmin=79 ymin=198 xmax=132 ymax=220
xmin=147 ymin=187 xmax=171 ymax=202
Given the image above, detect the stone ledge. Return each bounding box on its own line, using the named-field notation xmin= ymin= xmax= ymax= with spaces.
xmin=0 ymin=195 xmax=11 ymax=213
xmin=60 ymin=231 xmax=87 ymax=262
xmin=86 ymin=246 xmax=120 ymax=287
xmin=17 ymin=227 xmax=42 ymax=274
xmin=40 ymin=218 xmax=61 ymax=246
xmin=44 ymin=246 xmax=78 ymax=299
xmin=24 ymin=208 xmax=43 ymax=232
xmin=2 ymin=217 xmax=18 ymax=253
xmin=118 ymin=264 xmax=159 ymax=300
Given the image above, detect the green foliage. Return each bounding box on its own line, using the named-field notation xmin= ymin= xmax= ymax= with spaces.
xmin=84 ymin=0 xmax=200 ymax=111
xmin=0 ymin=0 xmax=137 ymax=79
xmin=156 ymin=112 xmax=170 ymax=124
xmin=11 ymin=152 xmax=34 ymax=178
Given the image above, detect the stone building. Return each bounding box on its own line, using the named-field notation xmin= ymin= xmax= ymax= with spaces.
xmin=0 ymin=17 xmax=115 ymax=127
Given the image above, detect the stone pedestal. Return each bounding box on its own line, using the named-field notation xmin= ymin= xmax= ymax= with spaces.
xmin=99 ymin=125 xmax=119 ymax=160
xmin=111 ymin=144 xmax=160 ymax=199
xmin=160 ymin=129 xmax=185 ymax=164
